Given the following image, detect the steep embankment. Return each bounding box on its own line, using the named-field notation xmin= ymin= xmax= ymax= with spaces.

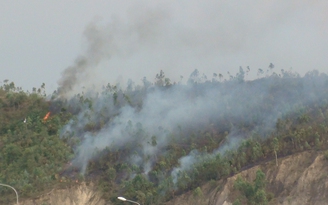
xmin=166 ymin=150 xmax=328 ymax=205
xmin=21 ymin=182 xmax=105 ymax=205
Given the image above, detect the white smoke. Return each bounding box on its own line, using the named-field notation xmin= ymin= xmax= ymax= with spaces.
xmin=59 ymin=68 xmax=328 ymax=177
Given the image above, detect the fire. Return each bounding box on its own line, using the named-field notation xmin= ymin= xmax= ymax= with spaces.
xmin=43 ymin=112 xmax=51 ymax=121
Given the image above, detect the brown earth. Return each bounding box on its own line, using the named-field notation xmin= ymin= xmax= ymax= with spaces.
xmin=20 ymin=182 xmax=105 ymax=205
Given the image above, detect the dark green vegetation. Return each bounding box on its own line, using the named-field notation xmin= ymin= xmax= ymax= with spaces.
xmin=1 ymin=68 xmax=328 ymax=204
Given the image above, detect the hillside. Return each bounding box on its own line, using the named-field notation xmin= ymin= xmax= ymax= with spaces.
xmin=1 ymin=68 xmax=328 ymax=204
xmin=17 ymin=150 xmax=328 ymax=205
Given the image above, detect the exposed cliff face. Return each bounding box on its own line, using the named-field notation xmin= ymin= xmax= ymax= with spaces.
xmin=166 ymin=151 xmax=328 ymax=205
xmin=19 ymin=151 xmax=328 ymax=205
xmin=20 ymin=182 xmax=106 ymax=205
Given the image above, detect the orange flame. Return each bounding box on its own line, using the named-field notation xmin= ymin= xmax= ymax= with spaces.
xmin=43 ymin=112 xmax=51 ymax=121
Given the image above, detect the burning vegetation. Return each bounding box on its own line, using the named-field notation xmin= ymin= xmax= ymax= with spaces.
xmin=57 ymin=68 xmax=328 ymax=203
xmin=43 ymin=112 xmax=51 ymax=121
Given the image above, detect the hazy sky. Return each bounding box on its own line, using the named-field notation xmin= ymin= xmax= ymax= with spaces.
xmin=1 ymin=1 xmax=327 ymax=93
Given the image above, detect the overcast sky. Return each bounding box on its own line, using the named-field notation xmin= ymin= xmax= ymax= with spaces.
xmin=1 ymin=1 xmax=327 ymax=94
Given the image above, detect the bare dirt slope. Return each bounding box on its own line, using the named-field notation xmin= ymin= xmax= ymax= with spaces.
xmin=20 ymin=182 xmax=105 ymax=205
xmin=166 ymin=150 xmax=328 ymax=205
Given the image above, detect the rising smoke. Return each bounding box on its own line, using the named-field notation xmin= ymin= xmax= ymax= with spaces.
xmin=59 ymin=68 xmax=328 ymax=179
xmin=57 ymin=6 xmax=169 ymax=97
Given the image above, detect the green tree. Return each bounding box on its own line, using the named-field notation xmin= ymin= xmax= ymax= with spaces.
xmin=272 ymin=137 xmax=279 ymax=166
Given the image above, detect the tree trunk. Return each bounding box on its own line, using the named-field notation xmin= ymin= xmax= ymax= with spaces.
xmin=274 ymin=150 xmax=278 ymax=166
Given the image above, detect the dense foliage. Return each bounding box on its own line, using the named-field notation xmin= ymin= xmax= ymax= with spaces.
xmin=233 ymin=169 xmax=268 ymax=205
xmin=0 ymin=82 xmax=73 ymax=203
xmin=1 ymin=68 xmax=328 ymax=204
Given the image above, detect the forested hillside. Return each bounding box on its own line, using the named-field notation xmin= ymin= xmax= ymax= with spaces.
xmin=0 ymin=81 xmax=73 ymax=203
xmin=1 ymin=68 xmax=328 ymax=205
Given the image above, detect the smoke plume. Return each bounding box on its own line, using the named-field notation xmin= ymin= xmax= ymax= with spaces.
xmin=57 ymin=7 xmax=169 ymax=97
